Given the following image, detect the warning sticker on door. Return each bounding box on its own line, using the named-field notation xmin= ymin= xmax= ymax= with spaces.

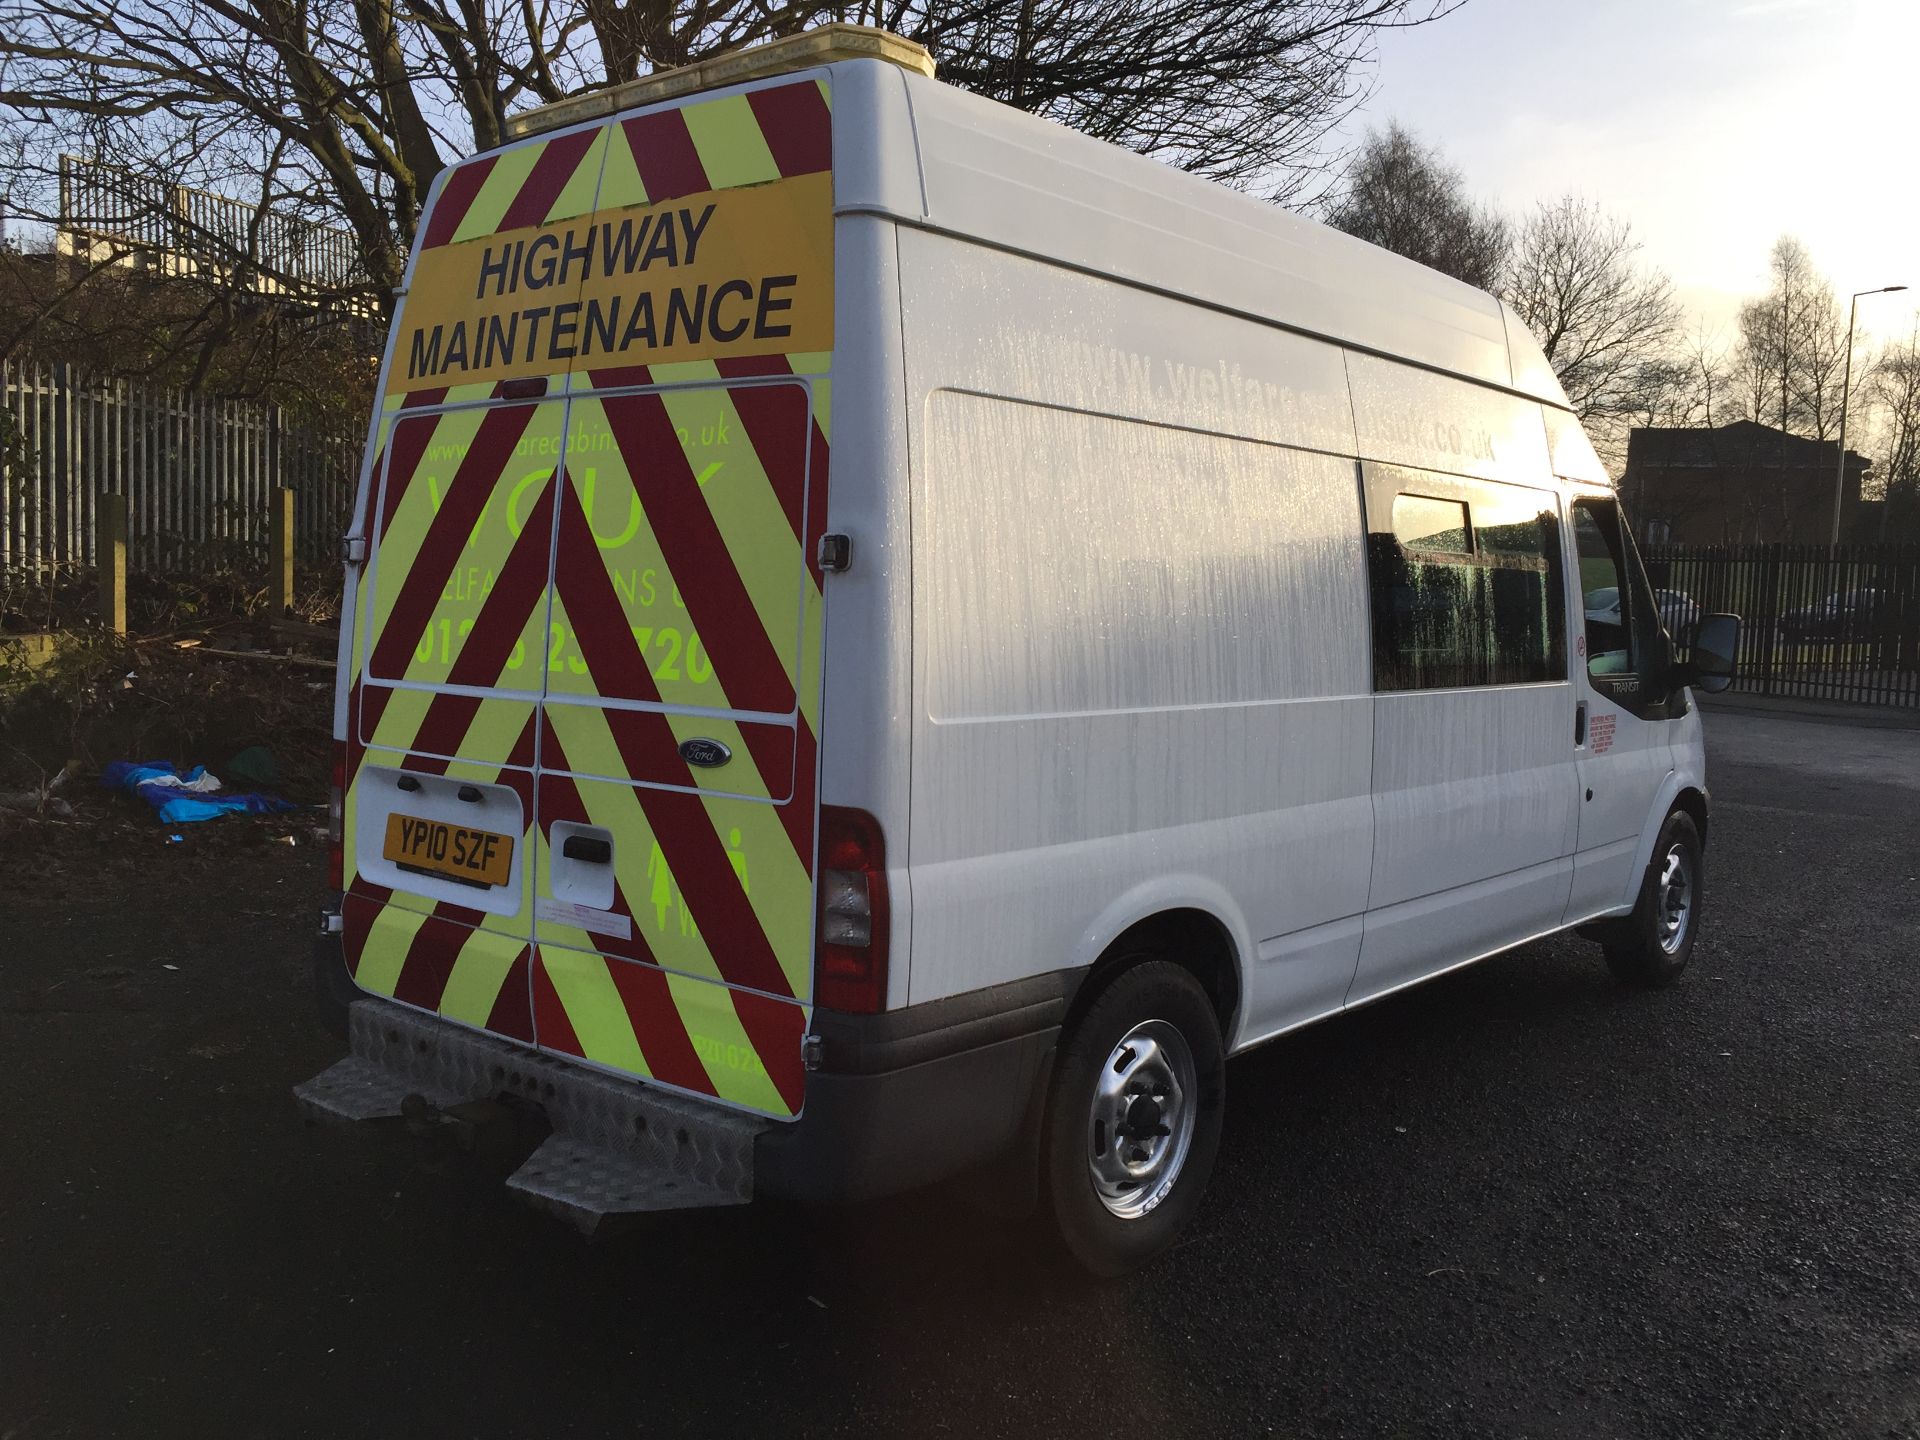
xmin=1589 ymin=713 xmax=1616 ymax=754
xmin=536 ymin=897 xmax=634 ymax=939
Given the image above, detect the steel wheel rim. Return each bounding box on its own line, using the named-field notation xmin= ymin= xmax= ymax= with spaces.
xmin=1656 ymin=843 xmax=1693 ymax=955
xmin=1087 ymin=1019 xmax=1198 ymax=1220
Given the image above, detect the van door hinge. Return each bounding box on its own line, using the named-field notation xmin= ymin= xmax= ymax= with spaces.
xmin=816 ymin=533 xmax=851 ymax=573
xmin=340 ymin=534 xmax=368 ymax=565
xmin=801 ymin=1034 xmax=825 ymax=1071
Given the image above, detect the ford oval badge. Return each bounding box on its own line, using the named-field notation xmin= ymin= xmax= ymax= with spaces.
xmin=679 ymin=737 xmax=732 ymax=769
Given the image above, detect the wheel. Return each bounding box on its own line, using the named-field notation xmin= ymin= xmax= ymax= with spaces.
xmin=1040 ymin=960 xmax=1225 ymax=1277
xmin=1602 ymin=810 xmax=1703 ymax=988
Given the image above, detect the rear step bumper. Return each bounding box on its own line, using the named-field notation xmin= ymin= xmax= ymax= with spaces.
xmin=304 ymin=931 xmax=1082 ymax=1215
xmin=295 ymin=998 xmax=768 ymax=1233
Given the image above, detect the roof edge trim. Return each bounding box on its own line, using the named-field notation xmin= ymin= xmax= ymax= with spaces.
xmin=505 ymin=24 xmax=934 ymax=140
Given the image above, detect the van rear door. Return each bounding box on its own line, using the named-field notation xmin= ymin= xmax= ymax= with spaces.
xmin=344 ymin=73 xmax=836 ymax=1116
xmin=530 ymin=378 xmax=824 ymax=1120
xmin=339 ymin=115 xmax=617 ymax=1045
xmin=516 ymin=74 xmax=835 ymax=1119
xmin=345 ymin=394 xmax=566 ymax=1043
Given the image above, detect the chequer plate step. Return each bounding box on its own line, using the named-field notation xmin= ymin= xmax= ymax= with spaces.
xmin=506 ymin=1135 xmax=752 ymax=1233
xmin=295 ymin=998 xmax=771 ymax=1229
xmin=294 ymin=1055 xmax=464 ymax=1123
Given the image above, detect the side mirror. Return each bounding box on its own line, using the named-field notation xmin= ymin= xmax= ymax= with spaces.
xmin=1676 ymin=612 xmax=1740 ymax=694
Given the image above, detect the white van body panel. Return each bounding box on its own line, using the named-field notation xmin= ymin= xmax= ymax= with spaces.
xmin=857 ymin=67 xmax=1705 ymax=1056
xmin=1353 ymin=682 xmax=1580 ymax=1006
xmin=817 ymin=212 xmax=917 ymax=1010
xmin=826 ymin=64 xmax=1572 ymax=410
xmin=897 ymin=227 xmax=1375 ymax=1029
xmin=1617 ymin=714 xmax=1708 ymax=915
xmin=1345 ymin=352 xmax=1555 ymax=484
xmin=895 ymin=77 xmax=1531 ymax=399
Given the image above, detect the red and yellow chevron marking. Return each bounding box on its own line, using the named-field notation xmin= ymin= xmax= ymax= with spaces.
xmin=386 ymin=76 xmax=833 ymax=403
xmin=545 ymin=382 xmax=816 ymax=722
xmin=342 ymin=395 xmax=562 ymax=1046
xmin=534 ymin=942 xmax=806 ymax=1116
xmin=362 ymin=402 xmax=558 ymax=697
xmin=340 ymin=710 xmax=540 ymax=1042
xmin=528 ymin=712 xmax=813 ymax=1116
xmin=520 ymin=373 xmax=825 ymax=1115
xmin=418 ymin=77 xmax=831 ymax=254
xmin=343 ymin=78 xmax=833 ymax=1118
xmin=342 ymin=368 xmax=829 ymax=1115
xmin=418 ymin=125 xmax=611 ymax=252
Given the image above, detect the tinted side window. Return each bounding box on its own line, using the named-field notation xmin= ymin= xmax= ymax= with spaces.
xmin=1394 ymin=494 xmax=1470 ymax=554
xmin=1475 ymin=486 xmax=1567 ymax=686
xmin=1368 ymin=472 xmax=1567 ymax=692
xmin=1572 ymin=502 xmax=1634 ymax=677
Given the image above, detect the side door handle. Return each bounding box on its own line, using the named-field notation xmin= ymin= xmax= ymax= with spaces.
xmin=1574 ymin=700 xmax=1588 ymax=747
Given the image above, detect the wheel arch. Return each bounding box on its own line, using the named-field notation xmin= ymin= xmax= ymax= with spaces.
xmin=1616 ymin=770 xmax=1710 ymax=913
xmin=1064 ymin=905 xmax=1246 ymax=1053
xmin=1671 ymin=784 xmax=1710 ymax=845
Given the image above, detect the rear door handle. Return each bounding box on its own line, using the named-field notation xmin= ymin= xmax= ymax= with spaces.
xmin=562 ymin=835 xmax=612 ymax=864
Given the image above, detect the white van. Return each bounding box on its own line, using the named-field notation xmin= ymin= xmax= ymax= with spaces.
xmin=299 ymin=25 xmax=1741 ymax=1274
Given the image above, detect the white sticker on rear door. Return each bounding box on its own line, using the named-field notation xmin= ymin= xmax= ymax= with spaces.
xmin=536 ymin=897 xmax=634 ymax=939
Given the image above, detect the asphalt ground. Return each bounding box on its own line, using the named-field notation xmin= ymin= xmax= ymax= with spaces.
xmin=4 ymin=708 xmax=1917 ymax=1438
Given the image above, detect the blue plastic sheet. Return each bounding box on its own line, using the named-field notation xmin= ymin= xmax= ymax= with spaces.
xmin=100 ymin=760 xmax=300 ymax=824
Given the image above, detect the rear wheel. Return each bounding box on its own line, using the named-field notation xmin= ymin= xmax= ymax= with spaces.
xmin=1041 ymin=960 xmax=1225 ymax=1277
xmin=1602 ymin=810 xmax=1703 ymax=988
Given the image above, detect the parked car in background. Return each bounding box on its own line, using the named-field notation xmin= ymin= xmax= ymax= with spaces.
xmin=1584 ymin=586 xmax=1622 ymax=626
xmin=1656 ymin=588 xmax=1700 ymax=645
xmin=1585 ymin=586 xmax=1698 ymax=644
xmin=1781 ymin=589 xmax=1885 ymax=641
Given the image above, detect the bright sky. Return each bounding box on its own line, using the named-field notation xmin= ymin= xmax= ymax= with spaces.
xmin=1339 ymin=0 xmax=1920 ymax=350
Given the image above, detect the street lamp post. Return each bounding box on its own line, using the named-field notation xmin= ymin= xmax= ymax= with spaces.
xmin=1832 ymin=284 xmax=1909 ymax=545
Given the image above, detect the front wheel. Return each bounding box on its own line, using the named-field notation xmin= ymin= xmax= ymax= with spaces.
xmin=1602 ymin=810 xmax=1704 ymax=988
xmin=1041 ymin=960 xmax=1225 ymax=1277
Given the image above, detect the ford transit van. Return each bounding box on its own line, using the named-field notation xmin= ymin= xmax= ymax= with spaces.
xmin=299 ymin=25 xmax=1740 ymax=1274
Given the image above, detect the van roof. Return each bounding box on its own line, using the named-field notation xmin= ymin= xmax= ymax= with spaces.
xmin=491 ymin=32 xmax=1574 ymax=414
xmin=504 ymin=24 xmax=934 ymax=140
xmin=867 ymin=66 xmax=1570 ymax=411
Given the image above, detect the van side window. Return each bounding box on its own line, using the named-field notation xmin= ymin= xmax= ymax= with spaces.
xmin=1393 ymin=494 xmax=1470 ymax=554
xmin=1572 ymin=500 xmax=1639 ymax=678
xmin=1367 ymin=472 xmax=1566 ymax=692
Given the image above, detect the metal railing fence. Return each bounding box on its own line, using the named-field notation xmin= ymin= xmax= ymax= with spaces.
xmin=1 ymin=359 xmax=358 ymax=575
xmin=58 ymin=154 xmax=369 ymax=296
xmin=1646 ymin=542 xmax=1920 ymax=709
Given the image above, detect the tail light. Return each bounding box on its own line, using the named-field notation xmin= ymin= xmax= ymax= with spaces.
xmin=327 ymin=741 xmax=346 ymax=891
xmin=815 ymin=806 xmax=889 ymax=1014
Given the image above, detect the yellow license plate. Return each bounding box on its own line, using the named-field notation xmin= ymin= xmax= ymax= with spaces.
xmin=383 ymin=813 xmax=515 ymax=888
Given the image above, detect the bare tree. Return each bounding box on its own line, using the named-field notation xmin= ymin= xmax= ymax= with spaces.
xmin=1631 ymin=326 xmax=1730 ymax=433
xmin=0 ymin=0 xmax=1475 ymax=329
xmin=1323 ymin=119 xmax=1508 ymax=289
xmin=892 ymin=1 xmax=1470 ymax=199
xmin=1864 ymin=332 xmax=1920 ymax=540
xmin=1618 ymin=327 xmax=1744 ymax=537
xmin=1504 ymin=195 xmax=1678 ymax=433
xmin=1734 ymin=235 xmax=1846 ymax=440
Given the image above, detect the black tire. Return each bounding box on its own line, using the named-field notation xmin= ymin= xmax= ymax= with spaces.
xmin=1602 ymin=810 xmax=1703 ymax=988
xmin=1041 ymin=960 xmax=1225 ymax=1277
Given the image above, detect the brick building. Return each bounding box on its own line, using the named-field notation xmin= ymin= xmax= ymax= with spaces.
xmin=1620 ymin=420 xmax=1875 ymax=545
